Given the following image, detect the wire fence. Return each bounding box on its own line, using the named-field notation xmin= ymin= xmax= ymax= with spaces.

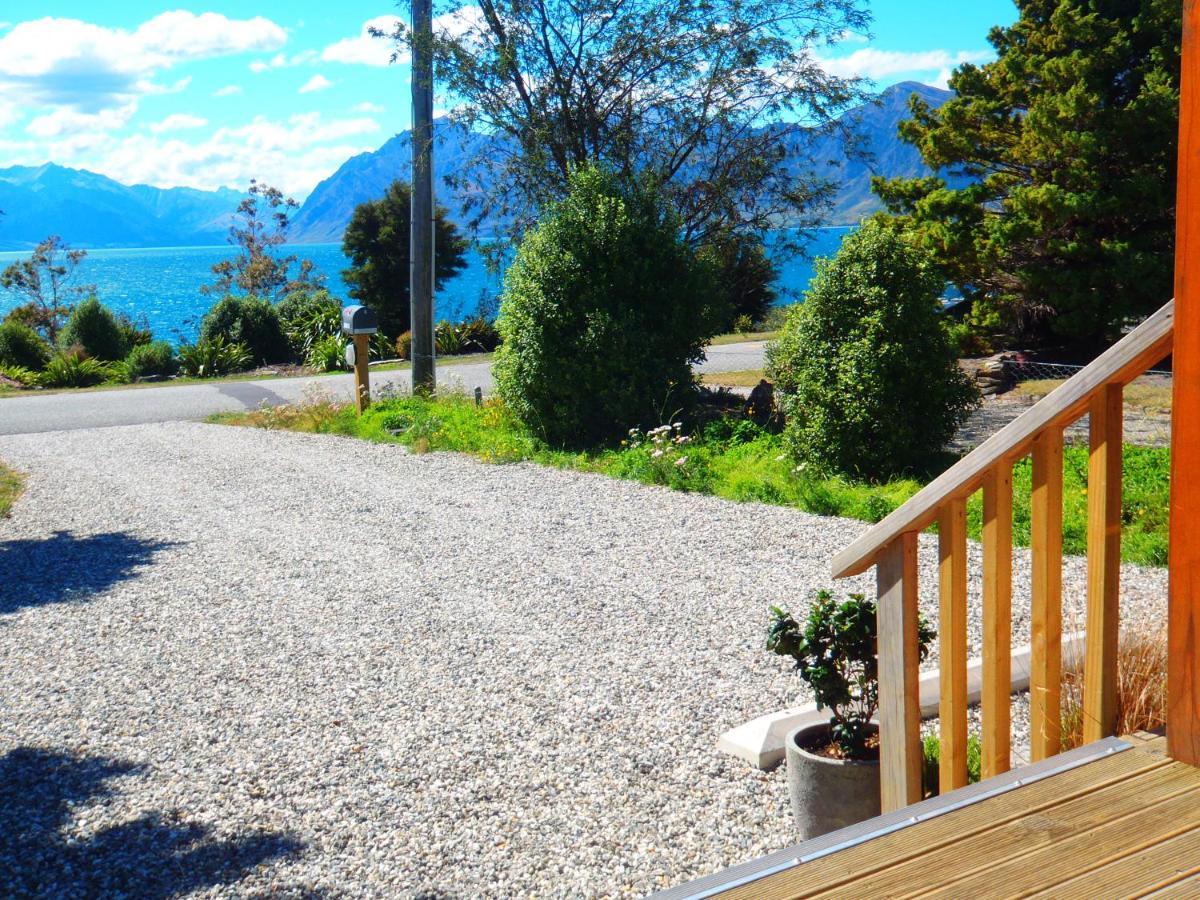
xmin=999 ymin=359 xmax=1173 ymax=383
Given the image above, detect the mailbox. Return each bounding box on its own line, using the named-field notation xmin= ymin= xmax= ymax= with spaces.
xmin=341 ymin=305 xmax=379 ymax=336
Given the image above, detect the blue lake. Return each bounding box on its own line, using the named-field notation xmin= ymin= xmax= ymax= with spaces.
xmin=0 ymin=226 xmax=853 ymax=344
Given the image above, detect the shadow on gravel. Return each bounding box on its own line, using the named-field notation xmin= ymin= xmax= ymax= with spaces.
xmin=0 ymin=747 xmax=302 ymax=898
xmin=0 ymin=531 xmax=178 ymax=615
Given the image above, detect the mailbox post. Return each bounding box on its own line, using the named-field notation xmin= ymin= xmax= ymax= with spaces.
xmin=341 ymin=305 xmax=379 ymax=414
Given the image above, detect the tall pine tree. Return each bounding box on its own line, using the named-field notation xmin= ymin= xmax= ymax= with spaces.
xmin=874 ymin=0 xmax=1181 ymax=347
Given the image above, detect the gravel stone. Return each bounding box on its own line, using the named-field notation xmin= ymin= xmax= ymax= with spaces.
xmin=0 ymin=423 xmax=1168 ymax=897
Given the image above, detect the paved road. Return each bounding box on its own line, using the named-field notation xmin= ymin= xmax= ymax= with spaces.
xmin=0 ymin=341 xmax=767 ymax=435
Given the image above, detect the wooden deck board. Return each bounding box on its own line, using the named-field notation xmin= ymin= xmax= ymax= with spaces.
xmin=713 ymin=737 xmax=1200 ymax=900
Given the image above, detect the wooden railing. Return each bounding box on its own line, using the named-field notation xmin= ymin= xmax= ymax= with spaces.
xmin=832 ymin=301 xmax=1176 ymax=811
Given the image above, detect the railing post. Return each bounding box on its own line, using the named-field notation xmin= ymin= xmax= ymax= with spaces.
xmin=982 ymin=464 xmax=1013 ymax=778
xmin=1030 ymin=429 xmax=1064 ymax=761
xmin=939 ymin=497 xmax=969 ymax=791
xmin=1169 ymin=0 xmax=1200 ymax=767
xmin=1084 ymin=384 xmax=1123 ymax=743
xmin=877 ymin=532 xmax=922 ymax=811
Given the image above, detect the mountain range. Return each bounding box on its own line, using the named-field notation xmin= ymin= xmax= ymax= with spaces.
xmin=0 ymin=81 xmax=950 ymax=251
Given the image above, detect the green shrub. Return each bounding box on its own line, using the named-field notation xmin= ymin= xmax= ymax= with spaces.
xmin=435 ymin=320 xmax=466 ymax=355
xmin=457 ymin=314 xmax=501 ymax=353
xmin=395 ymin=331 xmax=412 ymax=360
xmin=768 ymin=590 xmax=935 ymax=759
xmin=0 ymin=320 xmax=52 ymax=370
xmin=124 ymin=341 xmax=178 ymax=379
xmin=117 ymin=313 xmax=153 ymax=350
xmin=178 ymin=335 xmax=253 ymax=377
xmin=306 ymin=335 xmax=348 ymax=372
xmin=199 ymin=295 xmax=290 ymax=365
xmin=494 ymin=165 xmax=722 ymax=447
xmin=58 ymin=297 xmax=129 ymax=361
xmin=922 ymin=733 xmax=982 ymax=797
xmin=39 ymin=350 xmax=114 ymax=387
xmin=0 ymin=363 xmax=38 ymax=386
xmin=278 ymin=288 xmax=342 ymax=357
xmin=767 ymin=221 xmax=978 ymax=478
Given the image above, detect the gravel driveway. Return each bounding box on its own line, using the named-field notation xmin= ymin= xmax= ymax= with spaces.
xmin=0 ymin=424 xmax=1167 ymax=897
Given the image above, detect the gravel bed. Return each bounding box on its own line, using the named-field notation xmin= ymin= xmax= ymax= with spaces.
xmin=0 ymin=423 xmax=1168 ymax=897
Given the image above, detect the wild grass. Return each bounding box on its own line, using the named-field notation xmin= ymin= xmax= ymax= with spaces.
xmin=708 ymin=331 xmax=779 ymax=346
xmin=1016 ymin=377 xmax=1173 ymax=414
xmin=215 ymin=393 xmax=1171 ymax=566
xmin=700 ymin=368 xmax=766 ymax=387
xmin=1061 ymin=624 xmax=1168 ymax=750
xmin=0 ymin=461 xmax=25 ymax=517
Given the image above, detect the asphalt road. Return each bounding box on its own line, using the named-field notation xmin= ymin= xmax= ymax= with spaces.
xmin=0 ymin=340 xmax=767 ymax=435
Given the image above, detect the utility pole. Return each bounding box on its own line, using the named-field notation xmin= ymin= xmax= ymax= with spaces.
xmin=410 ymin=0 xmax=435 ymax=395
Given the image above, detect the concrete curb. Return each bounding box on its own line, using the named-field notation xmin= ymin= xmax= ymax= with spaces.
xmin=717 ymin=631 xmax=1088 ymax=769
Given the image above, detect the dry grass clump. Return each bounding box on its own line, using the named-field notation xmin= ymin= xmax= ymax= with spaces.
xmin=1061 ymin=624 xmax=1168 ymax=750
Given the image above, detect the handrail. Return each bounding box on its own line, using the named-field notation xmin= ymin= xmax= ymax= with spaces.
xmin=831 ymin=300 xmax=1176 ymax=580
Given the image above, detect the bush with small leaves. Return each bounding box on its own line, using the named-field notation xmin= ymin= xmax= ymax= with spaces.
xmin=495 ymin=165 xmax=722 ymax=447
xmin=767 ymin=220 xmax=979 ymax=478
xmin=199 ymin=295 xmax=290 ymax=365
xmin=768 ymin=590 xmax=935 ymax=759
xmin=124 ymin=341 xmax=178 ymax=380
xmin=0 ymin=320 xmax=52 ymax=371
xmin=395 ymin=331 xmax=412 ymax=360
xmin=58 ymin=297 xmax=129 ymax=361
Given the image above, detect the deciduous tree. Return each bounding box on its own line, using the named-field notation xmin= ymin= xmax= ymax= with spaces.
xmin=0 ymin=236 xmax=92 ymax=343
xmin=379 ymin=0 xmax=868 ymax=250
xmin=205 ymin=181 xmax=322 ymax=301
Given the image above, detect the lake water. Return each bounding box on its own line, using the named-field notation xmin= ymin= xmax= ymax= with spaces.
xmin=0 ymin=226 xmax=853 ymax=344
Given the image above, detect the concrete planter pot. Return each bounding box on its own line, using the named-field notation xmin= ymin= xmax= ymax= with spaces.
xmin=785 ymin=722 xmax=881 ymax=840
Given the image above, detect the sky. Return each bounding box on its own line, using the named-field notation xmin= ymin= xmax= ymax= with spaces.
xmin=0 ymin=1 xmax=1017 ymax=199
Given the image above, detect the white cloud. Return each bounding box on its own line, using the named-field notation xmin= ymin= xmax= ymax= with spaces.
xmin=355 ymin=101 xmax=385 ymax=113
xmin=299 ymin=74 xmax=334 ymax=94
xmin=0 ymin=12 xmax=286 ymax=112
xmin=322 ymin=7 xmax=484 ymax=67
xmin=250 ymin=49 xmax=318 ymax=73
xmin=26 ymin=105 xmax=136 ymax=139
xmin=149 ymin=113 xmax=208 ymax=134
xmin=213 ymin=85 xmax=243 ymax=97
xmin=33 ymin=112 xmax=382 ymax=197
xmin=817 ymin=47 xmax=991 ymax=81
xmin=833 ymin=30 xmax=869 ymax=45
xmin=322 ymin=15 xmax=402 ymax=67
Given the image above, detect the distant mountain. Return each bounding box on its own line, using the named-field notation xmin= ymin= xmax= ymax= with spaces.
xmin=289 ymin=123 xmax=497 ymax=244
xmin=0 ymin=164 xmax=239 ymax=251
xmin=0 ymin=82 xmax=951 ymax=251
xmin=289 ymin=81 xmax=953 ymax=243
xmin=812 ymin=81 xmax=955 ymax=223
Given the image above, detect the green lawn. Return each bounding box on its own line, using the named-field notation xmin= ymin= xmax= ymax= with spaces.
xmin=0 ymin=461 xmax=24 ymax=517
xmin=215 ymin=393 xmax=1171 ymax=568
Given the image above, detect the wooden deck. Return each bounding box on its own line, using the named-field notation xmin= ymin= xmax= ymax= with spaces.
xmin=659 ymin=733 xmax=1200 ymax=899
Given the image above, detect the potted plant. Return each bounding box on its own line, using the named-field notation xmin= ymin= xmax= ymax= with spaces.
xmin=768 ymin=590 xmax=934 ymax=839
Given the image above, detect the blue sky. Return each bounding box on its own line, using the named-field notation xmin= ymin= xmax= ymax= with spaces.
xmin=0 ymin=1 xmax=1016 ymax=198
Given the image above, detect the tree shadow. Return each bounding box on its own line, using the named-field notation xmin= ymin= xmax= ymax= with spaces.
xmin=0 ymin=531 xmax=178 ymax=615
xmin=216 ymin=380 xmax=288 ymax=409
xmin=0 ymin=747 xmax=303 ymax=898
